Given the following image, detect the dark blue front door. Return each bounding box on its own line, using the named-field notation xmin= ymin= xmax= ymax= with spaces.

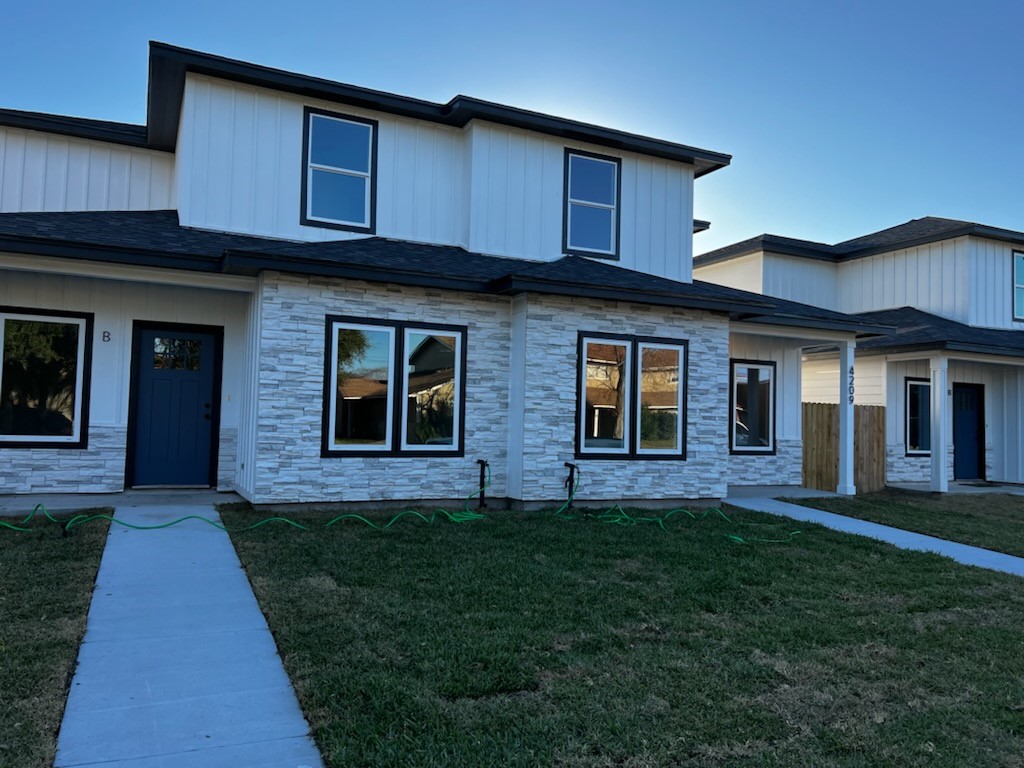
xmin=953 ymin=384 xmax=984 ymax=481
xmin=131 ymin=327 xmax=218 ymax=487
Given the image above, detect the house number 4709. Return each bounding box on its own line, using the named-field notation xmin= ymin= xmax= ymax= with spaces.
xmin=848 ymin=365 xmax=855 ymax=404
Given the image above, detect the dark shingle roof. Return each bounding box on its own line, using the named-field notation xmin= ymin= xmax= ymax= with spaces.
xmin=0 ymin=209 xmax=884 ymax=335
xmin=695 ymin=216 xmax=1024 ymax=267
xmin=855 ymin=307 xmax=1024 ymax=358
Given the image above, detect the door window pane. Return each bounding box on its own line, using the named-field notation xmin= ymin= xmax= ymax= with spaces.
xmin=639 ymin=346 xmax=681 ymax=452
xmin=154 ymin=337 xmax=201 ymax=371
xmin=583 ymin=340 xmax=629 ymax=451
xmin=404 ymin=332 xmax=458 ymax=447
xmin=1 ymin=317 xmax=82 ymax=440
xmin=333 ymin=326 xmax=393 ymax=448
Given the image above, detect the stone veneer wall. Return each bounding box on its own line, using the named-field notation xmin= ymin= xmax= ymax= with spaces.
xmin=884 ymin=444 xmax=954 ymax=481
xmin=885 ymin=443 xmax=989 ymax=484
xmin=250 ymin=274 xmax=511 ymax=504
xmin=517 ymin=295 xmax=731 ymax=502
xmin=1 ymin=425 xmax=127 ymax=493
xmin=217 ymin=427 xmax=238 ymax=491
xmin=728 ymin=438 xmax=802 ymax=486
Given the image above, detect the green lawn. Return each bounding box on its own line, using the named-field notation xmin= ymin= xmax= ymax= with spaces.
xmin=221 ymin=503 xmax=1024 ymax=767
xmin=0 ymin=511 xmax=110 ymax=768
xmin=789 ymin=491 xmax=1024 ymax=558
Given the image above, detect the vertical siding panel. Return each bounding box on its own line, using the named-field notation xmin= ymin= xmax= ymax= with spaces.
xmin=43 ymin=137 xmax=69 ymax=211
xmin=107 ymin=150 xmax=130 ymax=209
xmin=86 ymin=145 xmax=110 ymax=209
xmin=415 ymin=124 xmax=436 ymax=240
xmin=65 ymin=142 xmax=90 ymax=210
xmin=633 ymin=157 xmax=652 ymax=270
xmin=251 ymin=93 xmax=277 ymax=236
xmin=505 ymin=130 xmax=527 ymax=257
xmin=21 ymin=133 xmax=47 ymax=210
xmin=2 ymin=130 xmax=25 ymax=211
xmin=127 ymin=153 xmax=151 ymax=209
xmin=229 ymin=87 xmax=257 ymax=233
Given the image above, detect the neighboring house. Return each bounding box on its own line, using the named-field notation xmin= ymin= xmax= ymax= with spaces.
xmin=0 ymin=42 xmax=880 ymax=505
xmin=695 ymin=217 xmax=1024 ymax=491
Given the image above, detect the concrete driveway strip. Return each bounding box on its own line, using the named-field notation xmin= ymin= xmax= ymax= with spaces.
xmin=55 ymin=504 xmax=324 ymax=768
xmin=728 ymin=496 xmax=1024 ymax=577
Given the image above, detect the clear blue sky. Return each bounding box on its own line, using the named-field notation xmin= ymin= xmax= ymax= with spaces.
xmin=2 ymin=0 xmax=1022 ymax=253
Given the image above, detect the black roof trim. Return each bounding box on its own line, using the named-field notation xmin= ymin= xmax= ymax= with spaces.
xmin=0 ymin=108 xmax=152 ymax=150
xmin=853 ymin=306 xmax=1024 ymax=359
xmin=0 ymin=234 xmax=221 ymax=273
xmin=696 ymin=216 xmax=1024 ymax=268
xmin=693 ymin=219 xmax=711 ymax=234
xmin=145 ymin=42 xmax=731 ymax=175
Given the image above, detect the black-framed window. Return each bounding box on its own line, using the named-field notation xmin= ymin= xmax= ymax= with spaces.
xmin=301 ymin=108 xmax=378 ymax=233
xmin=729 ymin=360 xmax=775 ymax=454
xmin=322 ymin=316 xmax=466 ymax=457
xmin=563 ymin=149 xmax=621 ymax=259
xmin=576 ymin=333 xmax=687 ymax=459
xmin=1014 ymin=251 xmax=1024 ymax=321
xmin=0 ymin=307 xmax=93 ymax=449
xmin=906 ymin=377 xmax=931 ymax=456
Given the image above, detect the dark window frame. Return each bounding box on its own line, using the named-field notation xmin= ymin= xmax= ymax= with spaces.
xmin=728 ymin=358 xmax=777 ymax=456
xmin=574 ymin=331 xmax=689 ymax=461
xmin=562 ymin=148 xmax=622 ymax=261
xmin=905 ymin=376 xmax=931 ymax=457
xmin=321 ymin=315 xmax=467 ymax=458
xmin=300 ymin=107 xmax=379 ymax=234
xmin=1013 ymin=250 xmax=1024 ymax=322
xmin=0 ymin=305 xmax=94 ymax=450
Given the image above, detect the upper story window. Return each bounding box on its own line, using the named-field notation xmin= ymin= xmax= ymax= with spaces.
xmin=302 ymin=108 xmax=377 ymax=233
xmin=1 ymin=307 xmax=93 ymax=449
xmin=1014 ymin=251 xmax=1024 ymax=321
xmin=564 ymin=150 xmax=621 ymax=259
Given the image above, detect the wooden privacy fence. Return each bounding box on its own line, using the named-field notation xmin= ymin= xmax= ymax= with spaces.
xmin=802 ymin=403 xmax=886 ymax=494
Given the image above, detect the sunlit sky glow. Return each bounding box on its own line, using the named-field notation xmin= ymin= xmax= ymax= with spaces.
xmin=2 ymin=0 xmax=1021 ymax=253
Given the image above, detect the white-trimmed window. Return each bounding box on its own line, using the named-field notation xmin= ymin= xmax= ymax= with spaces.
xmin=564 ymin=150 xmax=620 ymax=258
xmin=1014 ymin=251 xmax=1024 ymax=321
xmin=400 ymin=328 xmax=462 ymax=451
xmin=577 ymin=333 xmax=687 ymax=458
xmin=730 ymin=360 xmax=775 ymax=454
xmin=323 ymin=316 xmax=465 ymax=457
xmin=302 ymin=108 xmax=377 ymax=232
xmin=0 ymin=308 xmax=92 ymax=448
xmin=906 ymin=378 xmax=931 ymax=455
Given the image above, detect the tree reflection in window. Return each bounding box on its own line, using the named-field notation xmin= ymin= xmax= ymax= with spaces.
xmin=153 ymin=337 xmax=202 ymax=371
xmin=334 ymin=327 xmax=392 ymax=447
xmin=1 ymin=319 xmax=80 ymax=437
xmin=405 ymin=332 xmax=456 ymax=446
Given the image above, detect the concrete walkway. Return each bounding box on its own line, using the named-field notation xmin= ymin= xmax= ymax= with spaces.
xmin=727 ymin=495 xmax=1024 ymax=577
xmin=55 ymin=503 xmax=323 ymax=768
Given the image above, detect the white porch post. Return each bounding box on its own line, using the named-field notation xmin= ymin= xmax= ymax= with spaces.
xmin=930 ymin=355 xmax=949 ymax=492
xmin=837 ymin=340 xmax=857 ymax=496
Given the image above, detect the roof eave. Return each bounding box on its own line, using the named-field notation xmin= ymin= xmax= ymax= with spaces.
xmin=0 ymin=108 xmax=152 ymax=150
xmin=146 ymin=42 xmax=731 ymax=172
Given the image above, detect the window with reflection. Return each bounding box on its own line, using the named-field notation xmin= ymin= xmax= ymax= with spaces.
xmin=577 ymin=334 xmax=687 ymax=458
xmin=0 ymin=309 xmax=92 ymax=447
xmin=730 ymin=361 xmax=775 ymax=453
xmin=324 ymin=317 xmax=464 ymax=456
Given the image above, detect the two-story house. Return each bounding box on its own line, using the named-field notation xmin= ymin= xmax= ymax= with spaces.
xmin=0 ymin=42 xmax=881 ymax=505
xmin=695 ymin=217 xmax=1024 ymax=492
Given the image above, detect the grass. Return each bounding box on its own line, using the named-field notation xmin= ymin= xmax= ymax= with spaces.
xmin=221 ymin=502 xmax=1024 ymax=767
xmin=0 ymin=511 xmax=110 ymax=768
xmin=787 ymin=491 xmax=1024 ymax=558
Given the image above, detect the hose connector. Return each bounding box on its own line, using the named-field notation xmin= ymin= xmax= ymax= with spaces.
xmin=476 ymin=459 xmax=489 ymax=510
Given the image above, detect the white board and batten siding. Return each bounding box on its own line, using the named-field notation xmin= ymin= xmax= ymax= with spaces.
xmin=885 ymin=358 xmax=1023 ymax=484
xmin=762 ymin=253 xmax=839 ymax=310
xmin=729 ymin=333 xmax=803 ymax=440
xmin=969 ymin=237 xmax=1024 ymax=330
xmin=692 ymin=252 xmax=763 ymax=294
xmin=0 ymin=266 xmax=249 ymax=431
xmin=801 ymin=354 xmax=885 ymax=407
xmin=0 ymin=126 xmax=174 ymax=213
xmin=177 ymin=75 xmax=698 ymax=281
xmin=836 ymin=238 xmax=971 ymax=320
